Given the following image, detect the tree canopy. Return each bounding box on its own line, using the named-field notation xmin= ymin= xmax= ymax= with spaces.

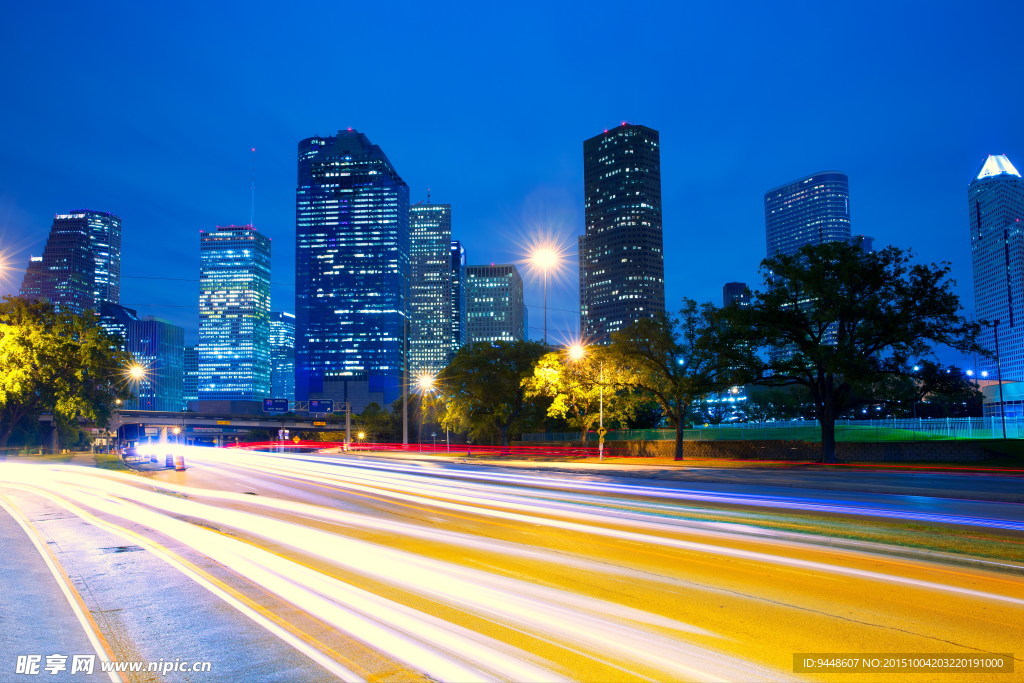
xmin=607 ymin=299 xmax=734 ymax=460
xmin=0 ymin=296 xmax=134 ymax=448
xmin=718 ymin=242 xmax=983 ymax=462
xmin=437 ymin=340 xmax=550 ymax=445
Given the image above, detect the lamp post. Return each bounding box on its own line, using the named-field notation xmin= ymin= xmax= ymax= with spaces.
xmin=529 ymin=245 xmax=561 ymax=345
xmin=993 ymin=319 xmax=1007 ymax=440
xmin=567 ymin=344 xmax=605 ymax=461
xmin=415 ymin=372 xmax=447 ymax=451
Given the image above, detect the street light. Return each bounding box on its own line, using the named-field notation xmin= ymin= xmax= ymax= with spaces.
xmin=414 ymin=372 xmax=449 ymax=452
xmin=566 ymin=344 xmax=605 ymax=461
xmin=528 ymin=243 xmax=564 ymax=345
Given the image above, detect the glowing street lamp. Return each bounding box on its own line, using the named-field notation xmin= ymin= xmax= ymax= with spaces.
xmin=528 ymin=244 xmax=563 ymax=345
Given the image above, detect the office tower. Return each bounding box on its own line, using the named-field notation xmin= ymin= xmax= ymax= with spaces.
xmin=465 ymin=264 xmax=526 ymax=344
xmin=269 ymin=311 xmax=296 ymax=402
xmin=99 ymin=302 xmax=184 ymax=411
xmin=580 ymin=123 xmax=665 ymax=343
xmin=183 ymin=345 xmax=199 ymax=407
xmin=295 ymin=130 xmax=410 ymax=410
xmin=409 ymin=202 xmax=453 ymax=376
xmin=20 ymin=210 xmax=121 ymax=313
xmin=722 ymin=282 xmax=750 ymax=308
xmin=764 ymin=172 xmax=851 ymax=259
xmin=450 ymin=240 xmax=466 ymax=352
xmin=198 ymin=225 xmax=271 ymax=401
xmin=970 ymin=154 xmax=1024 ymax=381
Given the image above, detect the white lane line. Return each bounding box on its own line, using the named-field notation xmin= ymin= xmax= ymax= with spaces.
xmin=0 ymin=494 xmax=122 ymax=683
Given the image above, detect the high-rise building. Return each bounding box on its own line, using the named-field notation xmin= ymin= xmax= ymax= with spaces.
xmin=764 ymin=172 xmax=851 ymax=259
xmin=580 ymin=123 xmax=665 ymax=343
xmin=183 ymin=345 xmax=199 ymax=408
xmin=970 ymin=154 xmax=1024 ymax=380
xmin=99 ymin=302 xmax=184 ymax=412
xmin=465 ymin=264 xmax=526 ymax=344
xmin=269 ymin=311 xmax=296 ymax=402
xmin=409 ymin=202 xmax=453 ymax=376
xmin=198 ymin=225 xmax=271 ymax=401
xmin=450 ymin=240 xmax=466 ymax=352
xmin=21 ymin=210 xmax=121 ymax=313
xmin=722 ymin=282 xmax=750 ymax=308
xmin=295 ymin=130 xmax=409 ymax=410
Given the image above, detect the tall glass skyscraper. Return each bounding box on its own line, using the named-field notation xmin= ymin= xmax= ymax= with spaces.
xmin=409 ymin=202 xmax=453 ymax=376
xmin=198 ymin=225 xmax=271 ymax=400
xmin=764 ymin=172 xmax=851 ymax=259
xmin=269 ymin=311 xmax=296 ymax=402
xmin=99 ymin=303 xmax=184 ymax=411
xmin=295 ymin=130 xmax=409 ymax=408
xmin=580 ymin=124 xmax=665 ymax=343
xmin=21 ymin=210 xmax=121 ymax=313
xmin=970 ymin=154 xmax=1024 ymax=381
xmin=465 ymin=265 xmax=526 ymax=344
xmin=450 ymin=240 xmax=466 ymax=352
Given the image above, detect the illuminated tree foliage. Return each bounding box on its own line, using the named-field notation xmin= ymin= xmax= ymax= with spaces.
xmin=437 ymin=340 xmax=549 ymax=446
xmin=0 ymin=296 xmax=133 ymax=448
xmin=523 ymin=347 xmax=640 ymax=441
xmin=719 ymin=243 xmax=983 ymax=463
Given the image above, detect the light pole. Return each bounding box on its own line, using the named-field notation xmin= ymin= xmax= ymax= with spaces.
xmin=529 ymin=245 xmax=561 ymax=345
xmin=415 ymin=372 xmax=445 ymax=451
xmin=993 ymin=319 xmax=1007 ymax=440
xmin=567 ymin=344 xmax=605 ymax=461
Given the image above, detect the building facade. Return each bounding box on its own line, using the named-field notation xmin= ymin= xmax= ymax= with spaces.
xmin=99 ymin=303 xmax=184 ymax=412
xmin=183 ymin=345 xmax=199 ymax=408
xmin=580 ymin=123 xmax=665 ymax=343
xmin=764 ymin=171 xmax=851 ymax=259
xmin=450 ymin=240 xmax=466 ymax=352
xmin=409 ymin=202 xmax=453 ymax=376
xmin=970 ymin=154 xmax=1024 ymax=381
xmin=465 ymin=264 xmax=526 ymax=344
xmin=722 ymin=282 xmax=750 ymax=308
xmin=295 ymin=130 xmax=409 ymax=410
xmin=269 ymin=311 xmax=296 ymax=402
xmin=197 ymin=225 xmax=271 ymax=401
xmin=21 ymin=210 xmax=121 ymax=313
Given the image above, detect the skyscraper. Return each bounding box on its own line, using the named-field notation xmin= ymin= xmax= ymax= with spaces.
xmin=198 ymin=225 xmax=271 ymax=401
xmin=722 ymin=282 xmax=750 ymax=308
xmin=183 ymin=345 xmax=199 ymax=408
xmin=20 ymin=210 xmax=121 ymax=313
xmin=295 ymin=130 xmax=410 ymax=409
xmin=580 ymin=123 xmax=665 ymax=343
xmin=99 ymin=303 xmax=184 ymax=412
xmin=764 ymin=172 xmax=851 ymax=259
xmin=450 ymin=240 xmax=466 ymax=352
xmin=970 ymin=154 xmax=1024 ymax=380
xmin=269 ymin=311 xmax=296 ymax=402
xmin=465 ymin=264 xmax=526 ymax=344
xmin=409 ymin=202 xmax=453 ymax=376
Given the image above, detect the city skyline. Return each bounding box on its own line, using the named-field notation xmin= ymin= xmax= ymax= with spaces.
xmin=1 ymin=3 xmax=1022 ymax=356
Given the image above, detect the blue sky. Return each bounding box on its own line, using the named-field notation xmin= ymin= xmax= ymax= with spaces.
xmin=1 ymin=0 xmax=1021 ymax=356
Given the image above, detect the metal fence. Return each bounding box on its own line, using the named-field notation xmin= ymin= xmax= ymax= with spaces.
xmin=522 ymin=417 xmax=1022 ymax=443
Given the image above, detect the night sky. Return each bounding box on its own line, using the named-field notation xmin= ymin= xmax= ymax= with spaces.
xmin=1 ymin=1 xmax=1022 ymax=358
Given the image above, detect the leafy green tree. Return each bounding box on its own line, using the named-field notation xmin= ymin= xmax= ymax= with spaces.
xmin=523 ymin=346 xmax=640 ymax=441
xmin=358 ymin=402 xmax=401 ymax=442
xmin=607 ymin=299 xmax=734 ymax=460
xmin=718 ymin=243 xmax=983 ymax=463
xmin=873 ymin=361 xmax=982 ymax=418
xmin=437 ymin=340 xmax=549 ymax=446
xmin=741 ymin=386 xmax=809 ymax=423
xmin=0 ymin=297 xmax=133 ymax=449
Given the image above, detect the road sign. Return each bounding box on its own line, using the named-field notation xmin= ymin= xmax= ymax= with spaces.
xmin=216 ymin=420 xmax=231 ymax=425
xmin=263 ymin=398 xmax=289 ymax=413
xmin=597 ymin=427 xmax=608 ymax=437
xmin=309 ymin=399 xmax=334 ymax=414
xmin=292 ymin=436 xmax=301 ymax=443
xmin=313 ymin=421 xmax=327 ymax=426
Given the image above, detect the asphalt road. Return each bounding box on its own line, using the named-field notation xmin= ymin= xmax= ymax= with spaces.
xmin=1 ymin=449 xmax=1022 ymax=682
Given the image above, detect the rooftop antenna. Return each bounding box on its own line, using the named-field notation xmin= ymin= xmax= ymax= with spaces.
xmin=426 ymin=187 xmax=431 ymax=204
xmin=249 ymin=147 xmax=256 ymax=227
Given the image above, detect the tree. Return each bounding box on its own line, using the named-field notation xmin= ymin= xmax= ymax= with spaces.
xmin=437 ymin=340 xmax=549 ymax=446
xmin=523 ymin=346 xmax=640 ymax=441
xmin=875 ymin=361 xmax=982 ymax=418
xmin=741 ymin=386 xmax=809 ymax=423
xmin=718 ymin=243 xmax=983 ymax=463
xmin=0 ymin=297 xmax=133 ymax=449
xmin=607 ymin=300 xmax=734 ymax=460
